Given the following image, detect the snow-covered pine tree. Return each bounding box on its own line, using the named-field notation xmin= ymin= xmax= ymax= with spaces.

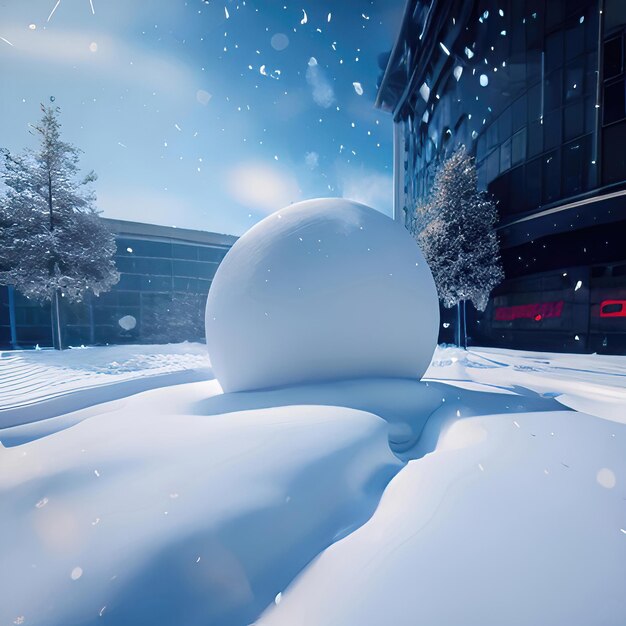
xmin=0 ymin=104 xmax=119 ymax=349
xmin=415 ymin=146 xmax=503 ymax=347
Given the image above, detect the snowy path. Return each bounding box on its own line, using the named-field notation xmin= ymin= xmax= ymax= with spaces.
xmin=0 ymin=344 xmax=625 ymax=626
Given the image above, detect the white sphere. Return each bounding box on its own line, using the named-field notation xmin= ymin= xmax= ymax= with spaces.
xmin=205 ymin=198 xmax=439 ymax=392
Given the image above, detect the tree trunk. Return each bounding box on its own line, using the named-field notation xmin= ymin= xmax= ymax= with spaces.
xmin=462 ymin=299 xmax=468 ymax=349
xmin=50 ymin=289 xmax=63 ymax=350
xmin=47 ymin=167 xmax=61 ymax=349
xmin=455 ymin=301 xmax=461 ymax=347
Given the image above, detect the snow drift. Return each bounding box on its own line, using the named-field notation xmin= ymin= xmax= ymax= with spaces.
xmin=1 ymin=344 xmax=625 ymax=626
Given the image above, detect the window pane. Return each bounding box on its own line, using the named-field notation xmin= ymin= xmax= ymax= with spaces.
xmin=584 ymin=96 xmax=597 ymax=134
xmin=526 ymin=157 xmax=542 ymax=209
xmin=525 ymin=0 xmax=544 ymax=49
xmin=173 ymin=277 xmax=198 ymax=292
xmin=198 ymin=247 xmax=227 ymax=262
xmin=546 ymin=0 xmax=564 ymax=31
xmin=487 ymin=122 xmax=499 ymax=150
xmin=527 ymin=83 xmax=542 ymax=122
xmin=510 ymin=166 xmax=526 ymax=213
xmin=564 ymin=59 xmax=583 ymax=101
xmin=565 ymin=23 xmax=584 ymax=62
xmin=544 ymin=109 xmax=562 ymax=150
xmin=130 ymin=240 xmax=173 ymax=258
xmin=545 ymin=31 xmax=564 ymax=73
xmin=562 ymin=140 xmax=585 ymax=195
xmin=500 ymin=138 xmax=512 ymax=172
xmin=512 ymin=95 xmax=527 ymax=132
xmin=528 ymin=119 xmax=543 ymax=157
xmin=602 ymin=119 xmax=626 ymax=184
xmin=172 ymin=244 xmax=198 ymax=260
xmin=542 ymin=151 xmax=561 ymax=203
xmin=142 ymin=276 xmax=172 ymax=292
xmin=604 ymin=79 xmax=626 ymax=125
xmin=545 ymin=70 xmax=563 ymax=111
xmin=604 ymin=0 xmax=626 ymax=33
xmin=584 ymin=52 xmax=598 ymax=96
xmin=117 ymin=274 xmax=141 ymax=290
xmin=603 ymin=36 xmax=623 ymax=80
xmin=486 ymin=149 xmax=500 ymax=182
xmin=512 ymin=128 xmax=527 ymax=165
xmin=564 ymin=101 xmax=585 ymax=140
xmin=477 ymin=133 xmax=487 ymax=161
xmin=498 ymin=107 xmax=512 ymax=140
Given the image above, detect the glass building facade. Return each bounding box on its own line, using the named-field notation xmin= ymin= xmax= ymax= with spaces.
xmin=377 ymin=0 xmax=626 ymax=353
xmin=0 ymin=219 xmax=236 ymax=349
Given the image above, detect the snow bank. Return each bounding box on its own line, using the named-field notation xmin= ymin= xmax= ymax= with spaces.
xmin=0 ymin=381 xmax=401 ymax=626
xmin=205 ymin=199 xmax=439 ymax=392
xmin=260 ymin=409 xmax=626 ymax=626
xmin=1 ymin=344 xmax=624 ymax=626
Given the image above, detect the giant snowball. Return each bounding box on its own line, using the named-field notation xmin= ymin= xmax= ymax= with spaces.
xmin=205 ymin=198 xmax=439 ymax=392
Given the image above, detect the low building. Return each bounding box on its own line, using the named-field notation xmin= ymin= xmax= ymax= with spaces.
xmin=0 ymin=219 xmax=236 ymax=349
xmin=377 ymin=0 xmax=626 ymax=353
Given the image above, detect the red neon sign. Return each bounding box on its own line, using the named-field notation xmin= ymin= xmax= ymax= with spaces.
xmin=495 ymin=300 xmax=564 ymax=322
xmin=600 ymin=300 xmax=626 ymax=318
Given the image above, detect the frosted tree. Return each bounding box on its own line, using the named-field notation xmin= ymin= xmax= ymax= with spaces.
xmin=0 ymin=104 xmax=119 ymax=349
xmin=415 ymin=146 xmax=503 ymax=347
xmin=142 ymin=293 xmax=206 ymax=344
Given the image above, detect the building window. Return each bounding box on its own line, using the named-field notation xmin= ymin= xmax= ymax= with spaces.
xmin=500 ymin=138 xmax=512 ymax=172
xmin=604 ymin=0 xmax=626 ymax=34
xmin=604 ymin=79 xmax=626 ymax=125
xmin=545 ymin=31 xmax=564 ymax=74
xmin=545 ymin=70 xmax=563 ymax=111
xmin=526 ymin=157 xmax=543 ymax=210
xmin=564 ymin=59 xmax=584 ymax=101
xmin=564 ymin=101 xmax=585 ymax=141
xmin=602 ymin=119 xmax=626 ymax=184
xmin=512 ymin=95 xmax=527 ymax=132
xmin=542 ymin=151 xmax=561 ymax=203
xmin=528 ymin=119 xmax=543 ymax=158
xmin=565 ymin=22 xmax=585 ymax=62
xmin=486 ymin=149 xmax=500 ymax=183
xmin=544 ymin=109 xmax=563 ymax=150
xmin=562 ymin=139 xmax=585 ymax=196
xmin=512 ymin=128 xmax=527 ymax=165
xmin=603 ymin=36 xmax=622 ymax=80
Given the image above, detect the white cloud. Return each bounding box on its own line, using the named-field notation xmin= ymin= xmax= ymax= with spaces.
xmin=336 ymin=165 xmax=393 ymax=216
xmin=226 ymin=162 xmax=301 ymax=214
xmin=306 ymin=57 xmax=335 ymax=108
xmin=0 ymin=24 xmax=196 ymax=94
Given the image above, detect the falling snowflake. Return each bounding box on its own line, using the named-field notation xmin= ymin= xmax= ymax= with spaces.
xmin=71 ymin=567 xmax=83 ymax=580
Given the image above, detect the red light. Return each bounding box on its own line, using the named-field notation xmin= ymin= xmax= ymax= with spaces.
xmin=600 ymin=300 xmax=626 ymax=318
xmin=495 ymin=301 xmax=564 ymax=322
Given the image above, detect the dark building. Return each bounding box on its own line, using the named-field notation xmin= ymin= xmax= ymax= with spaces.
xmin=0 ymin=219 xmax=236 ymax=349
xmin=377 ymin=0 xmax=626 ymax=353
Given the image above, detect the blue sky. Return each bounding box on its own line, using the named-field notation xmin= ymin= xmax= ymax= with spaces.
xmin=0 ymin=0 xmax=404 ymax=235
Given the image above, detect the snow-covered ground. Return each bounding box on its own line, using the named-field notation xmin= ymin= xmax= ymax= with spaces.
xmin=0 ymin=343 xmax=210 ymax=431
xmin=0 ymin=343 xmax=624 ymax=626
